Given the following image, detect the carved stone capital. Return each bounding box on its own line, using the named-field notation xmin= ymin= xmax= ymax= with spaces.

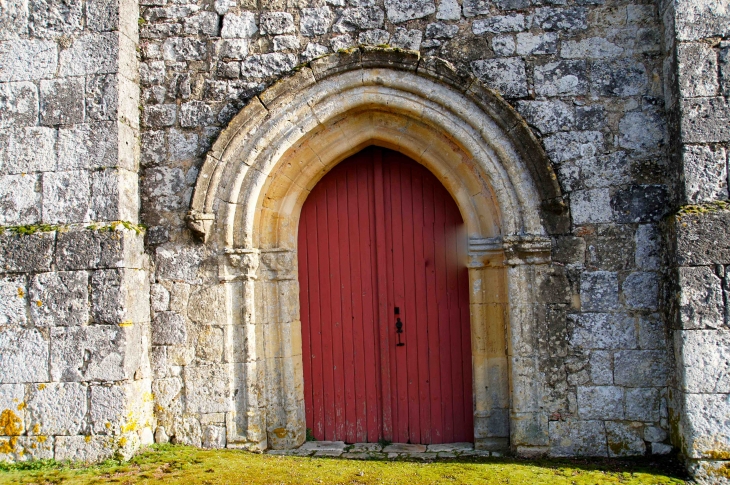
xmin=260 ymin=249 xmax=296 ymax=281
xmin=503 ymin=234 xmax=552 ymax=266
xmin=222 ymin=248 xmax=260 ymax=281
xmin=186 ymin=210 xmax=215 ymax=242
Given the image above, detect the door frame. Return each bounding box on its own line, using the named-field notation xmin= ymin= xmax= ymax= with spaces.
xmin=187 ymin=50 xmax=566 ymax=455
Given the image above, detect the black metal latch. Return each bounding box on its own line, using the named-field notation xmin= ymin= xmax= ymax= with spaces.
xmin=395 ymin=307 xmax=405 ymax=347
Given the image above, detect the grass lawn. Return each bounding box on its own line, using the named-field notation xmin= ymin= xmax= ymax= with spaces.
xmin=0 ymin=445 xmax=688 ymax=485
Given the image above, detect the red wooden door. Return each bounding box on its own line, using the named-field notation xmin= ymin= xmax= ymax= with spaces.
xmin=298 ymin=146 xmax=473 ymax=444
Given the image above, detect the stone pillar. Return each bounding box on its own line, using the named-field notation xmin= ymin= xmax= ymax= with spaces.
xmin=0 ymin=0 xmax=149 ymax=462
xmin=660 ymin=0 xmax=730 ymax=480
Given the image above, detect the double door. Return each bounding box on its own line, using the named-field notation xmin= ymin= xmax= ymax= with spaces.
xmin=298 ymin=146 xmax=473 ymax=444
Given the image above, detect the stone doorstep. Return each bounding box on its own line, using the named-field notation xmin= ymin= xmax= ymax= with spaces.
xmin=426 ymin=442 xmax=474 ymax=453
xmin=382 ymin=443 xmax=427 ymax=453
xmin=298 ymin=440 xmax=347 ymax=452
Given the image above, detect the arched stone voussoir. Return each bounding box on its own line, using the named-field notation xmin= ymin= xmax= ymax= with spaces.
xmin=187 ymin=46 xmax=567 ymax=243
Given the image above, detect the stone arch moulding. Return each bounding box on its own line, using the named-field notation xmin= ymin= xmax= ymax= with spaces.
xmin=186 ymin=47 xmax=569 ymax=454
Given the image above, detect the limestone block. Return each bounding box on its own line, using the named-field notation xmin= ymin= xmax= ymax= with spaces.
xmin=167 ymin=130 xmax=198 ymax=163
xmin=635 ymin=224 xmax=660 ymax=270
xmin=436 ymin=0 xmax=460 ymax=20
xmin=216 ymin=39 xmax=249 ymax=60
xmin=680 ymin=97 xmax=730 ymax=144
xmin=333 ymin=7 xmax=384 ymax=32
xmin=588 ymin=351 xmax=612 ymax=385
xmin=54 ymin=435 xmax=115 ymax=462
xmin=0 ymin=39 xmax=57 ymax=82
xmin=645 ymin=426 xmax=667 ymax=443
xmin=59 ymin=33 xmax=119 ymax=77
xmin=671 ymin=211 xmax=730 ymax=266
xmin=559 ymin=152 xmax=631 ymax=192
xmin=150 ymin=284 xmax=170 ymax=313
xmin=491 ymin=36 xmax=515 ymax=57
xmin=472 ymin=14 xmax=524 ymax=34
xmin=721 ymin=46 xmax=730 ymax=96
xmin=152 ymin=312 xmax=187 ymax=345
xmin=150 ymin=346 xmax=169 ymax=378
xmin=622 ymin=272 xmax=659 ymax=311
xmin=677 ymin=329 xmax=730 ymax=393
xmin=619 ymin=111 xmax=665 ymax=152
xmin=188 ymin=285 xmax=226 ymax=325
xmin=221 ymin=12 xmax=257 ymax=38
xmin=91 ymin=268 xmax=149 ymax=325
xmin=197 ymin=327 xmax=224 ymax=362
xmin=140 ymin=61 xmax=165 ymax=86
xmin=0 ymin=383 xmax=25 ymax=432
xmin=580 ymin=271 xmax=619 ymax=311
xmin=142 ymin=165 xmax=185 ymax=212
xmin=28 ymin=0 xmax=82 ymax=37
xmin=462 ymin=0 xmax=489 ymax=17
xmin=152 ymin=377 xmax=182 ymax=409
xmin=577 ymin=386 xmax=623 ymax=420
xmin=0 ymin=0 xmax=29 ymax=40
xmin=0 ymin=275 xmax=25 ymax=327
xmin=386 ymin=0 xmax=434 ymax=23
xmin=683 ymin=145 xmax=728 ymax=203
xmin=638 ymin=314 xmax=666 ymax=350
xmin=273 ymin=35 xmax=299 ymax=52
xmin=180 ymin=101 xmax=215 ymax=128
xmin=614 ymin=350 xmax=668 ymax=387
xmin=515 ymin=100 xmax=573 ymax=135
xmin=300 ymin=7 xmax=332 ymax=37
xmin=260 ymin=12 xmax=294 ymax=35
xmin=357 ymin=29 xmax=388 ymax=46
xmin=591 ymin=59 xmax=648 ymax=97
xmin=533 ymin=60 xmax=588 ymax=97
xmin=156 ymin=247 xmax=204 ymax=284
xmin=171 ymin=416 xmax=202 ymax=447
xmin=90 ymin=381 xmax=152 ymax=435
xmin=0 ymin=231 xmax=54 ymax=273
xmin=677 ymin=43 xmax=719 ymax=98
xmin=30 ymin=271 xmax=89 ymax=327
xmin=0 ymin=436 xmax=54 ymax=462
xmin=568 ymin=313 xmax=636 ymax=350
xmin=241 ymin=53 xmax=297 ymax=81
xmin=516 ymin=32 xmax=558 ymax=56
xmin=0 ymin=127 xmax=56 ymax=174
xmin=675 ymin=0 xmax=730 ymax=41
xmin=548 ymin=420 xmax=607 ymax=457
xmin=531 ymin=7 xmax=587 ymax=32
xmin=611 ymin=185 xmax=669 ymax=224
xmin=87 ymin=0 xmax=120 ymax=33
xmin=606 ymin=422 xmax=645 ymax=457
xmin=543 ymin=131 xmax=603 ymax=165
xmin=42 ymin=170 xmax=90 ymax=224
xmin=0 ymin=82 xmax=38 ymax=128
xmin=27 ymin=382 xmax=86 ymax=435
xmin=681 ymin=392 xmax=730 ymax=458
xmin=50 ymin=325 xmax=142 ymax=382
xmin=39 ymin=78 xmax=85 ymax=126
xmin=561 ymin=37 xmax=623 ymax=59
xmin=0 ymin=174 xmax=41 ymax=225
xmin=390 ymin=28 xmax=421 ymax=51
xmin=184 ymin=11 xmax=220 ymax=36
xmin=678 ymin=266 xmax=724 ymax=329
xmin=55 ymin=227 xmax=145 ymax=271
xmin=58 ymin=122 xmax=119 ymax=170
xmin=169 ymin=283 xmax=191 ymax=313
xmin=184 ymin=364 xmax=233 ymax=413
xmin=162 ymin=37 xmax=208 ymax=62
xmin=575 ymin=105 xmax=606 ymax=130
xmin=625 ymin=387 xmax=660 ymax=421
xmin=0 ymin=327 xmax=48 ymax=383
xmin=470 ymin=57 xmax=527 ymax=98
xmin=90 ymin=168 xmax=139 ymax=221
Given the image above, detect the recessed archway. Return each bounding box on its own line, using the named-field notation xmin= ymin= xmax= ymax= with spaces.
xmin=187 ymin=47 xmax=568 ymax=454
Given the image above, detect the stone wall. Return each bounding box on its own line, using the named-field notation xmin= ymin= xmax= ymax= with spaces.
xmin=138 ymin=0 xmax=674 ymax=457
xmin=660 ymin=0 xmax=730 ymax=482
xmin=0 ymin=0 xmax=153 ymax=461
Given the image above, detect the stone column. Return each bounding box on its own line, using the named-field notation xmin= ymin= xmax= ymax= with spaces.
xmin=660 ymin=0 xmax=730 ymax=479
xmin=0 ymin=0 xmax=149 ymax=462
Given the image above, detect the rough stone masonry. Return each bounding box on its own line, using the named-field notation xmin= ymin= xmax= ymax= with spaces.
xmin=0 ymin=0 xmax=728 ymax=482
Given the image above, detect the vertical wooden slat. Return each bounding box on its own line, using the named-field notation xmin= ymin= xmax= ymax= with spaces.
xmin=299 ymin=201 xmax=313 ymax=431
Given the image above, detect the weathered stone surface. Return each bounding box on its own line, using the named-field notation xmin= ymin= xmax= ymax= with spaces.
xmin=580 ymin=271 xmax=619 ymax=311
xmin=473 ymin=14 xmax=523 ymax=35
xmin=635 ymin=225 xmax=660 ymax=270
xmin=221 ymin=12 xmax=257 ymax=38
xmin=677 ymin=266 xmax=724 ymax=329
xmin=516 ymin=32 xmax=558 ymax=56
xmin=0 ymin=231 xmax=54 ymax=273
xmin=683 ymin=145 xmax=728 ymax=203
xmin=184 ymin=11 xmax=219 ymax=36
xmin=561 ymin=37 xmax=623 ymax=59
xmin=0 ymin=327 xmax=48 ymax=383
xmin=162 ymin=37 xmax=207 ymax=62
xmin=672 ymin=211 xmax=730 ymax=266
xmin=675 ymin=0 xmax=730 ymax=41
xmin=681 ymin=392 xmax=730 ymax=458
xmin=491 ymin=36 xmax=515 ymax=57
xmin=534 ymin=60 xmax=588 ymax=97
xmin=150 ymin=284 xmax=170 ymax=313
xmin=30 ymin=271 xmax=89 ymax=327
xmin=0 ymin=275 xmax=26 ymax=326
xmin=622 ymin=272 xmax=658 ymax=311
xmin=549 ymin=420 xmax=607 ymax=457
xmin=592 ymin=59 xmax=647 ymax=97
xmin=611 ymin=185 xmax=669 ymax=223
xmin=40 ymin=78 xmax=85 ymax=126
xmin=50 ymin=325 xmax=141 ymax=381
xmin=462 ymin=0 xmax=489 ymax=17
xmin=152 ymin=377 xmax=183 ymax=409
xmin=27 ymin=382 xmax=86 ymax=435
xmin=425 ymin=22 xmax=458 ymax=40
xmin=386 ymin=0 xmax=435 ymax=23
xmin=569 ymin=313 xmax=635 ymax=350
xmin=58 ymin=122 xmax=119 ymax=170
xmin=559 ymin=152 xmax=631 ymax=192
xmin=301 ymin=43 xmax=329 ymax=62
xmin=333 ymin=7 xmax=384 ymax=32
xmin=532 ymin=7 xmax=587 ymax=32
xmin=606 ymin=422 xmax=645 ymax=457
xmin=59 ymin=33 xmax=119 ymax=76
xmin=0 ymin=436 xmax=54 ymax=462
xmin=677 ymin=329 xmax=730 ymax=393
xmin=55 ymin=435 xmax=115 ymax=462
xmin=614 ymin=350 xmax=668 ymax=387
xmin=619 ymin=111 xmax=665 ymax=152
xmin=626 ymin=387 xmax=660 ymax=421
xmin=0 ymin=39 xmax=57 ymax=82
xmin=471 ymin=57 xmax=527 ymax=97
xmin=156 ymin=247 xmax=203 ymax=284
xmin=152 ymin=311 xmax=187 ymax=345
xmin=273 ymin=35 xmax=300 ymax=52
xmin=436 ymin=0 xmax=460 ymax=21
xmin=516 ymin=100 xmax=573 ymax=135
xmin=0 ymin=82 xmax=38 ymax=128
xmin=55 ymin=228 xmax=145 ymax=271
xmin=680 ymin=97 xmax=730 ymax=143
xmin=42 ymin=170 xmax=90 ymax=224
xmin=589 ymin=351 xmax=612 ymax=385
xmin=260 ymin=12 xmax=295 ymax=35
xmin=391 ymin=28 xmax=422 ymax=50
xmin=240 ymin=53 xmax=296 ymax=81
xmin=300 ymin=7 xmax=332 ymax=36
xmin=0 ymin=174 xmax=41 ymax=225
xmin=677 ymin=42 xmax=719 ymax=98
xmin=383 ymin=443 xmax=427 ymax=453
xmin=299 ymin=440 xmax=346 ymax=451
xmin=91 ymin=268 xmax=149 ymax=325
xmin=28 ymin=0 xmax=82 ymax=37
xmin=543 ymin=131 xmax=603 ymax=164
xmin=0 ymin=0 xmax=29 ymax=40
xmin=571 ymin=188 xmax=613 ymax=224
xmin=184 ymin=364 xmax=232 ymax=413
xmin=638 ymin=314 xmax=666 ymax=350
xmin=0 ymin=127 xmax=56 ymax=174
xmin=577 ymin=386 xmax=623 ymax=420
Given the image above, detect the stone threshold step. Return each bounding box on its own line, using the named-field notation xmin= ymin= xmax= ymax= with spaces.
xmin=266 ymin=441 xmax=503 ymax=460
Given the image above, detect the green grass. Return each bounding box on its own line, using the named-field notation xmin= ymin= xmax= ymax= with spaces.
xmin=0 ymin=444 xmax=688 ymax=485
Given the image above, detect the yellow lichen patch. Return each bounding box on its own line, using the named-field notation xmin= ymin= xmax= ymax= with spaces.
xmin=36 ymin=435 xmax=46 ymax=443
xmin=84 ymin=435 xmax=92 ymax=443
xmin=118 ymin=321 xmax=134 ymax=328
xmin=121 ymin=418 xmax=138 ymax=433
xmin=142 ymin=392 xmax=154 ymax=403
xmin=0 ymin=409 xmax=23 ymax=436
xmin=37 ymin=383 xmax=46 ymax=390
xmin=17 ymin=288 xmax=24 ymax=298
xmin=0 ymin=436 xmax=18 ymax=454
xmin=32 ymin=423 xmax=40 ymax=434
xmin=706 ymin=450 xmax=730 ymax=460
xmin=16 ymin=402 xmax=26 ymax=411
xmin=272 ymin=427 xmax=288 ymax=438
xmin=118 ymin=436 xmax=128 ymax=447
xmin=36 ymin=300 xmax=42 ymax=306
xmin=105 ymin=422 xmax=112 ymax=429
